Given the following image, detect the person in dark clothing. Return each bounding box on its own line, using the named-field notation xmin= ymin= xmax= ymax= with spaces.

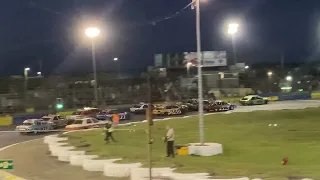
xmin=104 ymin=120 xmax=116 ymax=143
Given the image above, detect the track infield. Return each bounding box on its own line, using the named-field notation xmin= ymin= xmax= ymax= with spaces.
xmin=65 ymin=107 xmax=320 ymax=179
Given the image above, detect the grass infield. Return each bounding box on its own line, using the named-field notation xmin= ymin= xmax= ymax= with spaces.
xmin=66 ymin=107 xmax=320 ymax=179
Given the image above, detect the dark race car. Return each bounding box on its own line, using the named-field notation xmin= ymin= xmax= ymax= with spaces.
xmin=204 ymin=102 xmax=230 ymax=112
xmin=182 ymin=99 xmax=198 ymax=111
xmin=96 ymin=109 xmax=131 ymax=121
xmin=214 ymin=100 xmax=237 ymax=110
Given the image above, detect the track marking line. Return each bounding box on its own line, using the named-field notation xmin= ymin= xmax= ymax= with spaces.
xmin=0 ymin=138 xmax=44 ymax=180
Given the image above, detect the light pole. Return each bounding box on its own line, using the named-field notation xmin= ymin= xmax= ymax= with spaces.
xmin=286 ymin=75 xmax=292 ymax=81
xmin=195 ymin=0 xmax=205 ymax=145
xmin=267 ymin=71 xmax=273 ymax=92
xmin=228 ymin=23 xmax=239 ymax=65
xmin=113 ymin=57 xmax=120 ymax=78
xmin=85 ymin=27 xmax=100 ymax=107
xmin=186 ymin=62 xmax=192 ymax=78
xmin=24 ymin=67 xmax=30 ymax=109
xmin=186 ymin=62 xmax=192 ymax=98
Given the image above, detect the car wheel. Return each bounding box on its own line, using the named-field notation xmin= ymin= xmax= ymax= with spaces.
xmin=230 ymin=106 xmax=234 ymax=110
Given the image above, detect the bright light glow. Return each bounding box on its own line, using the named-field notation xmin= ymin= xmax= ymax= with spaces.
xmin=245 ymin=65 xmax=249 ymax=69
xmin=267 ymin=71 xmax=273 ymax=77
xmin=85 ymin=27 xmax=100 ymax=38
xmin=24 ymin=67 xmax=30 ymax=71
xmin=37 ymin=72 xmax=41 ymax=75
xmin=186 ymin=62 xmax=192 ymax=67
xmin=113 ymin=57 xmax=118 ymax=61
xmin=228 ymin=23 xmax=239 ymax=35
xmin=281 ymin=86 xmax=292 ymax=90
xmin=286 ymin=76 xmax=292 ymax=81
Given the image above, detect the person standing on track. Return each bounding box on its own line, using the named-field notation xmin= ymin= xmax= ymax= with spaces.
xmin=104 ymin=120 xmax=116 ymax=143
xmin=164 ymin=125 xmax=175 ymax=158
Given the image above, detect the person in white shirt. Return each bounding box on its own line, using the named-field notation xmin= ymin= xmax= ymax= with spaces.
xmin=164 ymin=125 xmax=175 ymax=158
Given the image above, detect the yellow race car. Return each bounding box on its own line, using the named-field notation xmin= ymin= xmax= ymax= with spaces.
xmin=152 ymin=104 xmax=184 ymax=116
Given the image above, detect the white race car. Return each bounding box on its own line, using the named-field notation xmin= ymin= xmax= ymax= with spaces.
xmin=15 ymin=119 xmax=54 ymax=134
xmin=130 ymin=103 xmax=150 ymax=114
xmin=65 ymin=117 xmax=107 ymax=131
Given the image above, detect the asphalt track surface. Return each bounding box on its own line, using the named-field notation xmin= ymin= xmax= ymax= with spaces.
xmin=1 ymin=100 xmax=320 ymax=149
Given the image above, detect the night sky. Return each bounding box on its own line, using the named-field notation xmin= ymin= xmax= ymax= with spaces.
xmin=1 ymin=0 xmax=320 ymax=76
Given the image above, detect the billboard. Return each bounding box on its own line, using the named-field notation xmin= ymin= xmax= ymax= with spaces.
xmin=154 ymin=51 xmax=227 ymax=68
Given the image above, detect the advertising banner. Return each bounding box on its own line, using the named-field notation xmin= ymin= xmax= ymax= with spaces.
xmin=154 ymin=51 xmax=227 ymax=68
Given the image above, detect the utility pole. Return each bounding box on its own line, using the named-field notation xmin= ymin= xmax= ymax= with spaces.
xmin=195 ymin=0 xmax=205 ymax=145
xmin=146 ymin=75 xmax=153 ymax=180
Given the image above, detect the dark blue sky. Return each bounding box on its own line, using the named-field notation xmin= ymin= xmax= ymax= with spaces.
xmin=1 ymin=0 xmax=320 ymax=76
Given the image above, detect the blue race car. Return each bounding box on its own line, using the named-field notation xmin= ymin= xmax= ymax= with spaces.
xmin=96 ymin=109 xmax=131 ymax=121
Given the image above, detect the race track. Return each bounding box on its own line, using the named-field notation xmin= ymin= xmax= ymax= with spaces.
xmin=0 ymin=100 xmax=319 ymax=149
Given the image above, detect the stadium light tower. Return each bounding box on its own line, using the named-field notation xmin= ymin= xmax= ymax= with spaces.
xmin=113 ymin=57 xmax=120 ymax=77
xmin=24 ymin=67 xmax=31 ymax=109
xmin=85 ymin=27 xmax=100 ymax=107
xmin=228 ymin=23 xmax=239 ymax=65
xmin=286 ymin=75 xmax=292 ymax=81
xmin=194 ymin=0 xmax=205 ymax=145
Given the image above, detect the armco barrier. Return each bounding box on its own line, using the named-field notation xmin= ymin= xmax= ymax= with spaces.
xmin=58 ymin=111 xmax=73 ymax=117
xmin=311 ymin=92 xmax=320 ymax=99
xmin=278 ymin=92 xmax=311 ymax=101
xmin=0 ymin=116 xmax=13 ymax=126
xmin=12 ymin=113 xmax=46 ymax=125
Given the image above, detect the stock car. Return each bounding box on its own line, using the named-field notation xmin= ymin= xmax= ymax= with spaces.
xmin=129 ymin=103 xmax=150 ymax=114
xmin=239 ymin=95 xmax=269 ymax=105
xmin=65 ymin=117 xmax=106 ymax=131
xmin=15 ymin=119 xmax=54 ymax=134
xmin=182 ymin=99 xmax=198 ymax=111
xmin=41 ymin=114 xmax=67 ymax=128
xmin=96 ymin=109 xmax=131 ymax=120
xmin=66 ymin=107 xmax=100 ymax=123
xmin=214 ymin=100 xmax=237 ymax=110
xmin=204 ymin=102 xmax=230 ymax=112
xmin=152 ymin=105 xmax=184 ymax=116
xmin=174 ymin=102 xmax=189 ymax=113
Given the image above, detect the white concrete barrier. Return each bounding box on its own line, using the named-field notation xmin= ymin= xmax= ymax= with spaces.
xmin=45 ymin=138 xmax=68 ymax=144
xmin=82 ymin=158 xmax=121 ymax=172
xmin=209 ymin=178 xmax=249 ymax=180
xmin=44 ymin=135 xmax=68 ymax=144
xmin=162 ymin=172 xmax=210 ymax=180
xmin=69 ymin=155 xmax=99 ymax=166
xmin=48 ymin=143 xmax=69 ymax=151
xmin=58 ymin=150 xmax=86 ymax=162
xmin=103 ymin=162 xmax=141 ymax=177
xmin=188 ymin=143 xmax=223 ymax=156
xmin=51 ymin=146 xmax=75 ymax=156
xmin=130 ymin=168 xmax=174 ymax=180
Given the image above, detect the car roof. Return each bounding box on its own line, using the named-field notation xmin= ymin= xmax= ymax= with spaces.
xmin=243 ymin=95 xmax=257 ymax=98
xmin=23 ymin=119 xmax=39 ymax=123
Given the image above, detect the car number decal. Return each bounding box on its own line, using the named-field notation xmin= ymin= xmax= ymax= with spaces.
xmin=170 ymin=109 xmax=181 ymax=114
